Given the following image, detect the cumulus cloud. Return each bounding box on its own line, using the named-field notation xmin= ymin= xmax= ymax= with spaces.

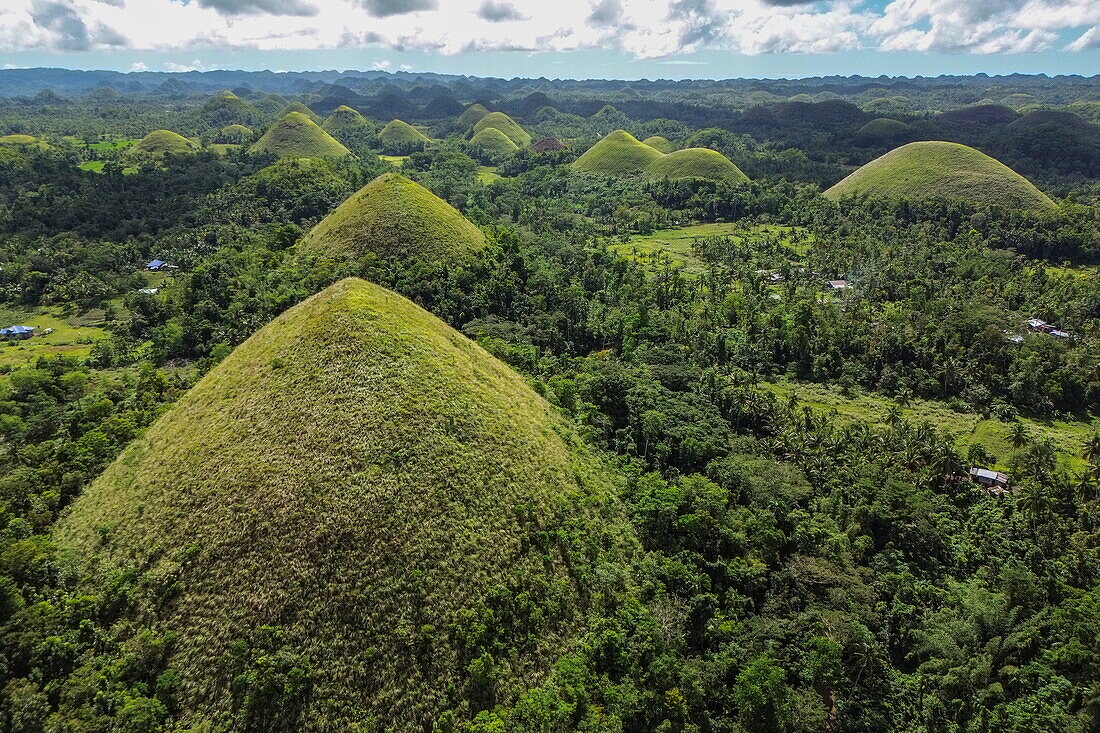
xmin=477 ymin=0 xmax=525 ymax=22
xmin=196 ymin=0 xmax=320 ymax=17
xmin=0 ymin=0 xmax=1096 ymax=59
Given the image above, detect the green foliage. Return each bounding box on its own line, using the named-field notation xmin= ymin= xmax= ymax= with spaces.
xmin=216 ymin=123 xmax=253 ymax=144
xmin=249 ymin=112 xmax=350 ymax=159
xmin=825 ymin=141 xmax=1056 ymax=212
xmin=297 ymin=172 xmax=485 ymax=263
xmin=322 ymin=105 xmax=377 ymax=153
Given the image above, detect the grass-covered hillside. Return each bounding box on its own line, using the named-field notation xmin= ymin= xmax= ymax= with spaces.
xmin=199 ymin=90 xmax=261 ymax=128
xmin=249 ymin=111 xmax=350 ymax=158
xmin=127 ymin=129 xmax=196 ymax=156
xmin=277 ymin=101 xmax=322 ymax=123
xmin=571 ymin=129 xmax=665 ymax=175
xmin=467 ymin=126 xmax=518 ymax=162
xmin=379 ymin=119 xmax=431 ymax=153
xmin=216 ymin=123 xmax=252 ymax=144
xmin=472 ymin=111 xmax=531 ymax=146
xmin=457 ymin=102 xmax=490 ymax=127
xmin=645 ymin=147 xmax=749 ymax=182
xmin=825 ymin=141 xmax=1056 ymax=211
xmin=642 ymin=135 xmax=676 ymax=153
xmin=855 ymin=117 xmax=909 ymax=143
xmin=298 ymin=172 xmax=486 ymax=262
xmin=55 ymin=277 xmax=635 ymax=730
xmin=322 ymin=104 xmax=374 ymax=136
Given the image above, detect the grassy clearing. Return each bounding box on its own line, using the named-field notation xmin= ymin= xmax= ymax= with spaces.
xmin=762 ymin=379 xmax=1096 ymax=474
xmin=476 ymin=166 xmax=502 ymax=184
xmin=379 ymin=154 xmax=408 ymax=167
xmin=0 ymin=305 xmax=108 ymax=367
xmin=825 ymin=141 xmax=1055 ymax=212
xmin=611 ymin=223 xmax=810 ymax=276
xmin=56 ymin=278 xmax=636 ymax=728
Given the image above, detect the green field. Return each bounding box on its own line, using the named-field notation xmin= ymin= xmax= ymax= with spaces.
xmin=611 ymin=222 xmax=811 ymax=276
xmin=78 ymin=160 xmax=138 ymax=175
xmin=379 ymin=154 xmax=408 ymax=167
xmin=763 ymin=379 xmax=1096 ymax=474
xmin=0 ymin=305 xmax=108 ymax=367
xmin=476 ymin=165 xmax=501 ymax=184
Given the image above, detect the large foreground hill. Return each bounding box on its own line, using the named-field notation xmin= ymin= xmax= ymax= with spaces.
xmin=56 ymin=277 xmax=636 ymax=729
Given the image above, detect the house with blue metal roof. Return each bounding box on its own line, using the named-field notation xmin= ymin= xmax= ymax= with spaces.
xmin=0 ymin=325 xmax=37 ymax=340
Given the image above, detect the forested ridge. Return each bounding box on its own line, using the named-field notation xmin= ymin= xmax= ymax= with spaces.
xmin=0 ymin=75 xmax=1097 ymax=731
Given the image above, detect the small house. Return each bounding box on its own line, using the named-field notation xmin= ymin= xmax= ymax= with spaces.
xmin=969 ymin=467 xmax=1010 ymax=494
xmin=146 ymin=259 xmax=167 ymax=271
xmin=1005 ymin=333 xmax=1024 ymax=344
xmin=1026 ymin=318 xmax=1048 ymax=331
xmin=138 ymin=288 xmax=159 ymax=295
xmin=1050 ymin=329 xmax=1070 ymax=339
xmin=826 ymin=279 xmax=850 ymax=290
xmin=0 ymin=325 xmax=36 ymax=340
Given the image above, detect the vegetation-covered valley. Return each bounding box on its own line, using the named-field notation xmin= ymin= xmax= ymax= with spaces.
xmin=0 ymin=68 xmax=1097 ymax=732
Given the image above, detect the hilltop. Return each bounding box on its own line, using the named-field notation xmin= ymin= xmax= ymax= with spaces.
xmin=55 ymin=277 xmax=635 ymax=730
xmin=642 ymin=135 xmax=676 ymax=153
xmin=824 ymin=141 xmax=1055 ymax=212
xmin=199 ymin=90 xmax=261 ymax=127
xmin=128 ymin=129 xmax=196 ymax=156
xmin=855 ymin=117 xmax=909 ymax=144
xmin=322 ymin=105 xmax=377 ymax=150
xmin=379 ymin=119 xmax=431 ymax=154
xmin=298 ymin=172 xmax=486 ymax=262
xmin=457 ymin=102 xmax=490 ymax=127
xmin=570 ymin=129 xmax=664 ymax=176
xmin=216 ymin=123 xmax=252 ymax=144
xmin=249 ymin=112 xmax=350 ymax=158
xmin=0 ymin=134 xmax=46 ymax=147
xmin=645 ymin=147 xmax=749 ymax=183
xmin=472 ymin=111 xmax=531 ymax=146
xmin=277 ymin=101 xmax=322 ymax=123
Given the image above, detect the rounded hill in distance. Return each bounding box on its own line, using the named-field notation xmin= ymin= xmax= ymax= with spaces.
xmin=298 ymin=172 xmax=486 ymax=263
xmin=824 ymin=141 xmax=1055 ymax=212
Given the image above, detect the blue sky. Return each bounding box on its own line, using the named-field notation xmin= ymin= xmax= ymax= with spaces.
xmin=1 ymin=0 xmax=1098 ymax=80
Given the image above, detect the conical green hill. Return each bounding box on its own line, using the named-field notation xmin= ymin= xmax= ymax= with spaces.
xmin=379 ymin=119 xmax=431 ymax=153
xmin=55 ymin=277 xmax=634 ymax=729
xmin=322 ymin=104 xmax=374 ymax=135
xmin=128 ymin=129 xmax=197 ymax=156
xmin=472 ymin=111 xmax=531 ymax=146
xmin=457 ymin=102 xmax=490 ymax=127
xmin=467 ymin=126 xmax=518 ymax=161
xmin=645 ymin=147 xmax=749 ymax=183
xmin=298 ymin=172 xmax=485 ymax=262
xmin=642 ymin=135 xmax=676 ymax=153
xmin=0 ymin=134 xmax=47 ymax=148
xmin=824 ymin=141 xmax=1055 ymax=212
xmin=570 ymin=129 xmax=665 ymax=176
xmin=249 ymin=112 xmax=350 ymax=158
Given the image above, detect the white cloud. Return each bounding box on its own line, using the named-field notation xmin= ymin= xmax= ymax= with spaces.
xmin=0 ymin=0 xmax=1095 ymax=58
xmin=129 ymin=60 xmax=147 ymax=71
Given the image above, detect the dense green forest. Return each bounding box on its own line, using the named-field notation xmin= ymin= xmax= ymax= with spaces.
xmin=0 ymin=71 xmax=1098 ymax=731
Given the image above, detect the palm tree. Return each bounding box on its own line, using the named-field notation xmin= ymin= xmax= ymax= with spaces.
xmin=1016 ymin=482 xmax=1054 ymax=536
xmin=1009 ymin=421 xmax=1029 ymax=452
xmin=1082 ymin=433 xmax=1100 ymax=464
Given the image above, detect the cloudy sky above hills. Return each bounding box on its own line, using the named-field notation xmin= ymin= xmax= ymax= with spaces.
xmin=1 ymin=0 xmax=1098 ymax=78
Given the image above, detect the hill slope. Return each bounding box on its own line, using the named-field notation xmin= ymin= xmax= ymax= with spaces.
xmin=55 ymin=277 xmax=633 ymax=730
xmin=472 ymin=111 xmax=531 ymax=146
xmin=379 ymin=119 xmax=431 ymax=153
xmin=249 ymin=112 xmax=350 ymax=158
xmin=571 ymin=130 xmax=665 ymax=176
xmin=642 ymin=135 xmax=676 ymax=153
xmin=644 ymin=147 xmax=749 ymax=182
xmin=467 ymin=126 xmax=519 ymax=162
xmin=824 ymin=141 xmax=1055 ymax=212
xmin=457 ymin=102 xmax=491 ymax=127
xmin=128 ymin=129 xmax=196 ymax=156
xmin=298 ymin=172 xmax=485 ymax=262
